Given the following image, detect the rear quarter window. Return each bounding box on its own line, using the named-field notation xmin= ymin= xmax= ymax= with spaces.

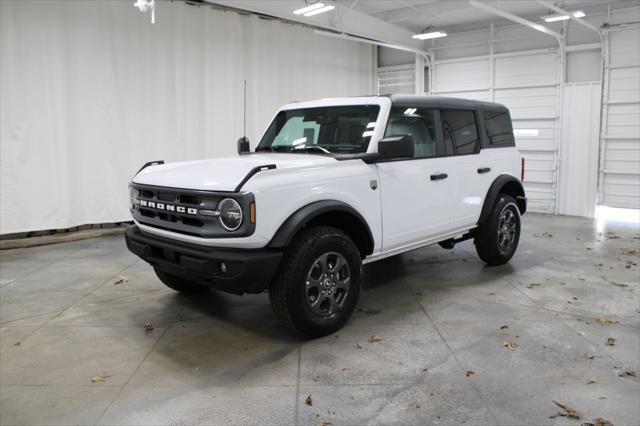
xmin=483 ymin=109 xmax=515 ymax=147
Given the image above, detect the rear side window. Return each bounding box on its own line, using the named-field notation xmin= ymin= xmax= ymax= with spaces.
xmin=483 ymin=109 xmax=515 ymax=147
xmin=441 ymin=110 xmax=480 ymax=155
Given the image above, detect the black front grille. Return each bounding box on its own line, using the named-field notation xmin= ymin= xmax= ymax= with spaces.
xmin=130 ymin=183 xmax=255 ymax=238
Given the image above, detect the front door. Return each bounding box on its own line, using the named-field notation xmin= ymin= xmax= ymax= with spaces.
xmin=376 ymin=106 xmax=451 ymax=253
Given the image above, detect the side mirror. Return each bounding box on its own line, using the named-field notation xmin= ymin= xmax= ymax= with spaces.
xmin=237 ymin=137 xmax=250 ymax=155
xmin=377 ymin=135 xmax=414 ymax=160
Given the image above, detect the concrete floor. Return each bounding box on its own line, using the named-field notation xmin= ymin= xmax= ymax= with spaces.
xmin=0 ymin=214 xmax=638 ymax=426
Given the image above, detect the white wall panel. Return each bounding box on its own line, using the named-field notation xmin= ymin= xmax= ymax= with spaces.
xmin=494 ymin=53 xmax=557 ymax=88
xmin=433 ymin=59 xmax=490 ymax=92
xmin=377 ymin=64 xmax=415 ymax=95
xmin=599 ymin=26 xmax=640 ymax=210
xmin=558 ymin=83 xmax=601 ymax=218
xmin=0 ymin=0 xmax=374 ymax=234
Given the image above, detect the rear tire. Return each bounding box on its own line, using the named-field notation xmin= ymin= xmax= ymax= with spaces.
xmin=270 ymin=226 xmax=362 ymax=339
xmin=154 ymin=268 xmax=210 ymax=294
xmin=474 ymin=194 xmax=521 ymax=266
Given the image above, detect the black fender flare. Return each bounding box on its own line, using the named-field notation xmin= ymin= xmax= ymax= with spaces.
xmin=478 ymin=175 xmax=527 ymax=225
xmin=268 ymin=200 xmax=374 ymax=254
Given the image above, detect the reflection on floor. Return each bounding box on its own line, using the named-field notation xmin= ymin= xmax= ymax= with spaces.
xmin=1 ymin=214 xmax=638 ymax=425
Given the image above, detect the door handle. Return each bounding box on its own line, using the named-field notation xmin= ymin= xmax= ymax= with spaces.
xmin=430 ymin=173 xmax=448 ymax=181
xmin=477 ymin=167 xmax=491 ymax=174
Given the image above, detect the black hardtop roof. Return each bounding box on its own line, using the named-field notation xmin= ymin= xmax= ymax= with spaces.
xmin=387 ymin=94 xmax=508 ymax=110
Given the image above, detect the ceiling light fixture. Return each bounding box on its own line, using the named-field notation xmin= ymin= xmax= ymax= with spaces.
xmin=544 ymin=14 xmax=570 ymax=22
xmin=573 ymin=10 xmax=586 ymax=18
xmin=293 ymin=3 xmax=325 ymax=15
xmin=412 ymin=31 xmax=447 ymax=40
xmin=293 ymin=3 xmax=335 ymax=17
xmin=303 ymin=4 xmax=335 ymax=17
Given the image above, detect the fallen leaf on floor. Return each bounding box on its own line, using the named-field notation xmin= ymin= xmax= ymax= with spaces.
xmin=597 ymin=317 xmax=615 ymax=325
xmin=305 ymin=394 xmax=313 ymax=406
xmin=526 ymin=283 xmax=541 ymax=289
xmin=144 ymin=323 xmax=154 ymax=333
xmin=317 ymin=422 xmax=332 ymax=426
xmin=487 ymin=292 xmax=497 ymax=296
xmin=587 ymin=377 xmax=598 ymax=384
xmin=465 ymin=370 xmax=475 ymax=377
xmin=356 ymin=344 xmax=363 ymax=349
xmin=13 ymin=342 xmax=20 ymax=346
xmin=543 ymin=232 xmax=554 ymax=238
xmin=582 ymin=418 xmax=615 ymax=426
xmin=502 ymin=341 xmax=518 ymax=350
xmin=621 ymin=248 xmax=638 ymax=256
xmin=585 ymin=352 xmax=595 ymax=359
xmin=369 ymin=335 xmax=382 ymax=343
xmin=90 ymin=372 xmax=112 ymax=383
xmin=422 ymin=368 xmax=429 ymax=372
xmin=619 ymin=369 xmax=636 ymax=377
xmin=549 ymin=400 xmax=581 ymax=419
xmin=606 ymin=337 xmax=616 ymax=346
xmin=610 ymin=281 xmax=629 ymax=288
xmin=113 ymin=276 xmax=129 ymax=285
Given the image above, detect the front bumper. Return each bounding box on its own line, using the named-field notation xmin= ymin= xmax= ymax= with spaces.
xmin=125 ymin=226 xmax=282 ymax=294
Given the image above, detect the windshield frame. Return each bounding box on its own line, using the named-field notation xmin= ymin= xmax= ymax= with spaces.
xmin=254 ymin=97 xmax=392 ymax=156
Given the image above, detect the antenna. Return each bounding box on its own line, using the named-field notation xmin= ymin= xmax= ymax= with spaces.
xmin=237 ymin=80 xmax=250 ymax=154
xmin=243 ymin=80 xmax=247 ymax=139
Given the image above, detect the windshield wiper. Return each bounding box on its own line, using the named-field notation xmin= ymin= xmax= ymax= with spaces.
xmin=293 ymin=145 xmax=331 ymax=154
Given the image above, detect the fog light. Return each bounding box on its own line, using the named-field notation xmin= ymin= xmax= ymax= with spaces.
xmin=220 ymin=262 xmax=227 ymax=273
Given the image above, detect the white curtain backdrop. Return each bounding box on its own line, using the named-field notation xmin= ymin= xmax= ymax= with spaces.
xmin=0 ymin=0 xmax=374 ymax=234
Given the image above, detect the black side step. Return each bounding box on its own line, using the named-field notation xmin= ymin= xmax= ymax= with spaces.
xmin=438 ymin=232 xmax=474 ymax=249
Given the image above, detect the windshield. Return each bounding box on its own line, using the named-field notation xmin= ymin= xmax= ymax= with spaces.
xmin=256 ymin=105 xmax=380 ymax=154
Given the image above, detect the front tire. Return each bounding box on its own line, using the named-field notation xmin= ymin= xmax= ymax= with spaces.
xmin=154 ymin=268 xmax=210 ymax=294
xmin=474 ymin=194 xmax=521 ymax=266
xmin=270 ymin=226 xmax=362 ymax=339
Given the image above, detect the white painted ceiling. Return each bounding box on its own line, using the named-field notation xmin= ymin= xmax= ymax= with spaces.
xmin=349 ymin=0 xmax=637 ymax=33
xmin=208 ymin=0 xmax=637 ymax=48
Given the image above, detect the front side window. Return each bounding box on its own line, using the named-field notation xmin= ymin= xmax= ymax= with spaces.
xmin=441 ymin=109 xmax=480 ymax=155
xmin=484 ymin=109 xmax=515 ymax=147
xmin=384 ymin=107 xmax=437 ymax=158
xmin=256 ymin=105 xmax=380 ymax=154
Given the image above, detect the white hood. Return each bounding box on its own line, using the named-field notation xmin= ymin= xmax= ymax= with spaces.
xmin=132 ymin=153 xmax=337 ymax=192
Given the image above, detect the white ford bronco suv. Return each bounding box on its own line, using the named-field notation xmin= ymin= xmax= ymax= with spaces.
xmin=126 ymin=95 xmax=526 ymax=338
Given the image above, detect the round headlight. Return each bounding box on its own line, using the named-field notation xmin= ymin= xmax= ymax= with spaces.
xmin=218 ymin=198 xmax=243 ymax=231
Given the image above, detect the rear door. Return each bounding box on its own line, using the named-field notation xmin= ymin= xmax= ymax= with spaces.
xmin=439 ymin=109 xmax=488 ymax=230
xmin=376 ymin=106 xmax=451 ymax=253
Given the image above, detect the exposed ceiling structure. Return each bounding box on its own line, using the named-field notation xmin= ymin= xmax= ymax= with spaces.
xmin=207 ymin=0 xmax=637 ymax=48
xmin=349 ymin=0 xmax=635 ymax=33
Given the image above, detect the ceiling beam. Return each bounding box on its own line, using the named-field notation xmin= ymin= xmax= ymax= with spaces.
xmin=536 ymin=0 xmax=602 ymax=35
xmin=205 ymin=0 xmax=418 ymax=49
xmin=468 ymin=0 xmax=564 ymax=42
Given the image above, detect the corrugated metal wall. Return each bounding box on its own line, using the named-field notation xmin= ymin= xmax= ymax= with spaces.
xmin=599 ymin=25 xmax=640 ymax=210
xmin=377 ymin=64 xmax=415 ymax=95
xmin=432 ymin=50 xmax=561 ymax=213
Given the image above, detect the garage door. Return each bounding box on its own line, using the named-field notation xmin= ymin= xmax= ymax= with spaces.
xmin=377 ymin=64 xmax=415 ymax=95
xmin=599 ymin=25 xmax=640 ymax=210
xmin=433 ymin=51 xmax=561 ymax=213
